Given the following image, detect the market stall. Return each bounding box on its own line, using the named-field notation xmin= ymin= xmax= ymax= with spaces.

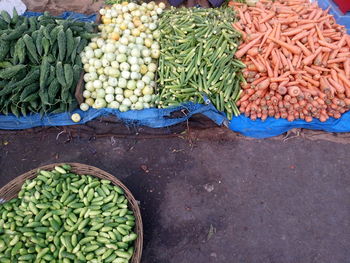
xmin=0 ymin=0 xmax=349 ymax=139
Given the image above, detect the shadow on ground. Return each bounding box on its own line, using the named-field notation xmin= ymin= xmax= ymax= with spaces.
xmin=1 ymin=127 xmax=350 ymax=263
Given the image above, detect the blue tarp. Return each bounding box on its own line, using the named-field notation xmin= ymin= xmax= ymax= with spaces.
xmin=0 ymin=10 xmax=350 ymax=138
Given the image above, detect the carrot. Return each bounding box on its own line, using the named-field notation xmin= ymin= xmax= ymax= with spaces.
xmin=259 ymin=28 xmax=273 ymax=50
xmin=248 ymin=56 xmax=266 ymax=73
xmin=327 ymin=57 xmax=347 ymax=64
xmin=264 ymin=42 xmax=275 ymax=59
xmin=318 ymin=40 xmax=339 ymax=50
xmin=308 ymin=34 xmax=316 ymax=53
xmin=256 ymin=78 xmax=271 ymax=90
xmin=296 ymin=41 xmax=312 ymax=56
xmin=311 ymin=65 xmax=331 ymax=72
xmin=291 ymin=30 xmax=309 ymax=41
xmin=271 ymin=77 xmax=290 ymax=82
xmin=268 ymin=36 xmax=301 ymax=54
xmin=302 ymin=46 xmax=322 ymax=66
xmin=260 ymin=12 xmax=276 ymax=24
xmin=331 ymin=68 xmax=338 ymax=82
xmin=321 ymin=52 xmax=330 ymax=66
xmin=299 ymin=23 xmax=317 ymax=31
xmin=252 ymin=76 xmax=268 ymax=86
xmin=303 ymin=65 xmax=319 ymax=75
xmin=346 ymin=35 xmax=350 ymax=48
xmin=344 ymin=58 xmax=350 ymax=79
xmin=328 ymin=79 xmax=345 ymax=94
xmin=315 ymin=24 xmax=325 ymax=41
xmin=338 ymin=72 xmax=350 ymax=88
xmin=337 ymin=52 xmax=350 ymax=58
xmin=235 ymin=34 xmax=263 ymax=58
xmin=303 ymin=76 xmax=320 ymax=87
xmin=288 ymin=86 xmax=301 ymax=97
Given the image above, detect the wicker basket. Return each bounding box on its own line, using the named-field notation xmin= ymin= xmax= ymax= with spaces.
xmin=0 ymin=163 xmax=143 ymax=263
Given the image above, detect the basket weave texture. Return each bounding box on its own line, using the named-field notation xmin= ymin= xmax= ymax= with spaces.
xmin=0 ymin=162 xmax=143 ymax=263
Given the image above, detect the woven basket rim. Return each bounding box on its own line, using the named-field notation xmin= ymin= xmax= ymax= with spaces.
xmin=0 ymin=162 xmax=143 ymax=263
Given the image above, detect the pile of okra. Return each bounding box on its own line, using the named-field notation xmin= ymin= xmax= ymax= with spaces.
xmin=157 ymin=8 xmax=245 ymax=119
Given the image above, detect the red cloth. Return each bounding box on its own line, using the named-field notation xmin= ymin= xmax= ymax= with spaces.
xmin=333 ymin=0 xmax=350 ymax=14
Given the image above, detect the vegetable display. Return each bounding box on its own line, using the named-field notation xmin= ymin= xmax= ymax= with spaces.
xmin=157 ymin=8 xmax=244 ymax=120
xmin=0 ymin=11 xmax=94 ymax=117
xmin=0 ymin=164 xmax=137 ymax=263
xmin=230 ymin=0 xmax=350 ymax=122
xmin=80 ymin=2 xmax=165 ymax=112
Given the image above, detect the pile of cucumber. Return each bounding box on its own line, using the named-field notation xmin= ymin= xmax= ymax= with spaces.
xmin=0 ymin=10 xmax=95 ymax=116
xmin=0 ymin=164 xmax=137 ymax=263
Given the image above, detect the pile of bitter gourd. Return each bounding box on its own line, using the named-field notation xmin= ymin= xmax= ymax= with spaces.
xmin=0 ymin=10 xmax=95 ymax=117
xmin=157 ymin=8 xmax=245 ymax=120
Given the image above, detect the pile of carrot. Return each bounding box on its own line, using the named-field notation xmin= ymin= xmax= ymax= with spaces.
xmin=229 ymin=0 xmax=350 ymax=122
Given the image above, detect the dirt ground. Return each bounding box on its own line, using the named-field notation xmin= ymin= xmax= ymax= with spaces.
xmin=1 ymin=120 xmax=350 ymax=263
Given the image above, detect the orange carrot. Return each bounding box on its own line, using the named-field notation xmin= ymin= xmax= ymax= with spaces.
xmin=328 ymin=79 xmax=345 ymax=94
xmin=296 ymin=41 xmax=312 ymax=56
xmin=302 ymin=46 xmax=322 ymax=66
xmin=291 ymin=30 xmax=309 ymax=41
xmin=308 ymin=34 xmax=316 ymax=53
xmin=338 ymin=72 xmax=350 ymax=88
xmin=268 ymin=36 xmax=301 ymax=54
xmin=259 ymin=28 xmax=273 ymax=50
xmin=344 ymin=58 xmax=350 ymax=79
xmin=256 ymin=78 xmax=271 ymax=90
xmin=318 ymin=40 xmax=339 ymax=50
xmin=304 ymin=66 xmax=319 ymax=75
xmin=327 ymin=57 xmax=347 ymax=64
xmin=271 ymin=77 xmax=290 ymax=82
xmin=236 ymin=34 xmax=263 ymax=58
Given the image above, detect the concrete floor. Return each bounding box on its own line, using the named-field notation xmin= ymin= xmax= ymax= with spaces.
xmin=1 ymin=130 xmax=350 ymax=263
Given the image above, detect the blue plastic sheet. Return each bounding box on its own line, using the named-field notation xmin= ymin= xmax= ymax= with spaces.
xmin=1 ymin=10 xmax=350 ymax=139
xmin=0 ymin=103 xmax=226 ymax=130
